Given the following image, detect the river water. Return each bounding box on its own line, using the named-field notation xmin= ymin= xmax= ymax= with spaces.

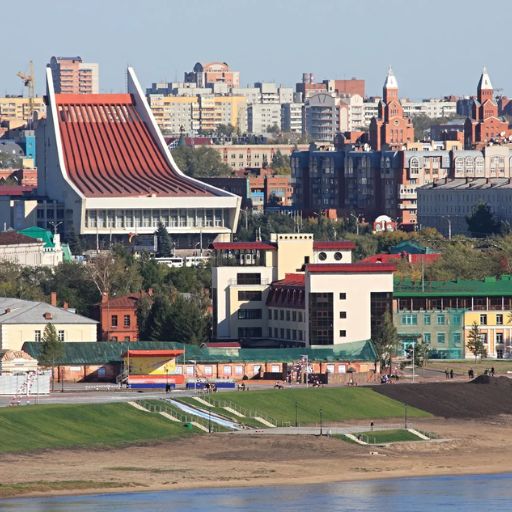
xmin=1 ymin=473 xmax=511 ymax=511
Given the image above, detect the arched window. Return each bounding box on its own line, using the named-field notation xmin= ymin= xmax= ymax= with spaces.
xmin=455 ymin=157 xmax=464 ymax=173
xmin=410 ymin=157 xmax=420 ymax=175
xmin=475 ymin=157 xmax=484 ymax=175
xmin=465 ymin=157 xmax=474 ymax=172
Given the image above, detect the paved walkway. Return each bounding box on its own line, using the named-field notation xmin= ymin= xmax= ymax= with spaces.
xmin=230 ymin=423 xmax=407 ymax=436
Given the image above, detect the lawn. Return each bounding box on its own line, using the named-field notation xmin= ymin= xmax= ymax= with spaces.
xmin=355 ymin=429 xmax=423 ymax=444
xmin=0 ymin=402 xmax=196 ymax=454
xmin=195 ymin=387 xmax=430 ymax=425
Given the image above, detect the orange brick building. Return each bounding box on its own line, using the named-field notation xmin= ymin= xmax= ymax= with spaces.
xmin=464 ymin=67 xmax=511 ymax=148
xmin=369 ymin=67 xmax=414 ymax=150
xmin=99 ymin=290 xmax=153 ymax=342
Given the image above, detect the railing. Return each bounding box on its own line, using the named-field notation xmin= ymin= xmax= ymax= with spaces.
xmin=137 ymin=399 xmax=224 ymax=433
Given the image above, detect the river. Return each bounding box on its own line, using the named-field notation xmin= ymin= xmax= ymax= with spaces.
xmin=1 ymin=473 xmax=511 ymax=511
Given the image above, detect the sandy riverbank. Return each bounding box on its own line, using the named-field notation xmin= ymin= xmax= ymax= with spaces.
xmin=1 ymin=416 xmax=511 ymax=499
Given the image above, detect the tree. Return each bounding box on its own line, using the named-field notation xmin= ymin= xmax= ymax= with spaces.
xmin=373 ymin=311 xmax=400 ymax=371
xmin=466 ymin=203 xmax=501 ymax=237
xmin=271 ymin=150 xmax=291 ymax=175
xmin=466 ymin=321 xmax=487 ymax=362
xmin=215 ymin=124 xmax=235 ymax=139
xmin=171 ymin=146 xmax=232 ymax=177
xmin=405 ymin=337 xmax=430 ymax=367
xmin=155 ymin=222 xmax=173 ymax=257
xmin=38 ymin=323 xmax=65 ymax=391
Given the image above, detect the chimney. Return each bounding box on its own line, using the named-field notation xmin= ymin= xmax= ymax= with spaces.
xmin=63 ymin=301 xmax=69 ymax=310
xmin=50 ymin=291 xmax=57 ymax=307
xmin=101 ymin=292 xmax=109 ymax=304
xmin=43 ymin=312 xmax=53 ymax=320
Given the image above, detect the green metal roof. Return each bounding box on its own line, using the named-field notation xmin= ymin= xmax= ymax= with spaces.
xmin=389 ymin=241 xmax=437 ymax=255
xmin=22 ymin=340 xmax=377 ymax=365
xmin=394 ymin=275 xmax=512 ymax=297
xmin=18 ymin=227 xmax=54 ymax=248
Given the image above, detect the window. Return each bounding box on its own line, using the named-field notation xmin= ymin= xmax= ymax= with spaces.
xmin=437 ymin=332 xmax=446 ymax=343
xmin=185 ymin=366 xmax=194 ymax=376
xmin=237 ymin=327 xmax=262 ymax=337
xmin=339 ymin=330 xmax=346 ymax=337
xmin=339 ymin=293 xmax=346 ymax=300
xmin=238 ymin=290 xmax=262 ymax=301
xmin=496 ymin=314 xmax=503 ymax=325
xmin=111 ymin=336 xmax=118 ymax=341
xmin=339 ymin=311 xmax=347 ymax=319
xmin=298 ymin=312 xmax=303 ymax=322
xmin=309 ymin=293 xmax=334 ymax=345
xmin=292 ymin=311 xmax=297 ymax=322
xmin=124 ymin=315 xmax=130 ymax=327
xmin=326 ymin=364 xmax=335 ymax=373
xmin=286 ymin=329 xmax=291 ymax=339
xmin=223 ymin=365 xmax=232 ymax=376
xmin=401 ymin=314 xmax=418 ymax=325
xmin=318 ymin=252 xmax=327 ymax=261
xmin=496 ymin=332 xmax=504 ymax=344
xmin=298 ymin=330 xmax=303 ymax=341
xmin=58 ymin=330 xmax=65 ymax=342
xmin=271 ymin=364 xmax=280 ymax=373
xmin=204 ymin=366 xmax=213 ymax=376
xmin=436 ymin=314 xmax=445 ymax=325
xmin=280 ymin=310 xmax=284 ymax=321
xmin=111 ymin=315 xmax=118 ymax=327
xmin=238 ymin=309 xmax=262 ymax=320
xmin=286 ymin=310 xmax=291 ymax=321
xmin=480 ymin=314 xmax=487 ymax=325
xmin=235 ymin=365 xmax=244 ymax=376
xmin=334 ymin=252 xmax=343 ymax=261
xmin=34 ymin=330 xmax=41 ymax=342
xmin=424 ymin=333 xmax=431 ymax=343
xmin=252 ymin=365 xmax=261 ymax=374
xmin=452 ymin=314 xmax=461 ymax=326
xmin=424 ymin=314 xmax=431 ymax=325
xmin=452 ymin=332 xmax=461 ymax=345
xmin=236 ymin=273 xmax=261 ymax=285
xmin=124 ymin=336 xmax=130 ymax=342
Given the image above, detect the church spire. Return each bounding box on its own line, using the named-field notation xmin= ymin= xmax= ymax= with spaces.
xmin=477 ymin=66 xmax=493 ymax=91
xmin=383 ymin=66 xmax=398 ymax=90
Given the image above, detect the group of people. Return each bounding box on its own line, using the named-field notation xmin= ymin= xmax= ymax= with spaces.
xmin=444 ymin=368 xmax=455 ymax=379
xmin=203 ymin=382 xmax=218 ymax=393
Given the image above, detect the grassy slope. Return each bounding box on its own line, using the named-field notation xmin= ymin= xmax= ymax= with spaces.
xmin=0 ymin=403 xmax=195 ymax=453
xmin=356 ymin=429 xmax=421 ymax=443
xmin=202 ymin=387 xmax=430 ymax=424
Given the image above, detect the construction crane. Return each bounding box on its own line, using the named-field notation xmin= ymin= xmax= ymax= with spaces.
xmin=16 ymin=61 xmax=35 ymax=126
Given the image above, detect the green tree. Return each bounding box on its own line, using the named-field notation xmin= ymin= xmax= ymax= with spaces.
xmin=38 ymin=323 xmax=65 ymax=391
xmin=466 ymin=321 xmax=487 ymax=362
xmin=373 ymin=311 xmax=400 ymax=371
xmin=271 ymin=150 xmax=291 ymax=175
xmin=167 ymin=295 xmax=209 ymax=344
xmin=215 ymin=124 xmax=235 ymax=138
xmin=155 ymin=222 xmax=173 ymax=257
xmin=171 ymin=146 xmax=232 ymax=177
xmin=406 ymin=338 xmax=430 ymax=367
xmin=466 ymin=203 xmax=501 ymax=237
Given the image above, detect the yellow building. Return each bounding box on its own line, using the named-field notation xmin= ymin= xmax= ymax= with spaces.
xmin=0 ymin=298 xmax=98 ymax=351
xmin=0 ymin=97 xmax=45 ymax=123
xmin=464 ymin=310 xmax=512 ymax=359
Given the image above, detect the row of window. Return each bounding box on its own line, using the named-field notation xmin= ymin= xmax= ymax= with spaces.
xmin=35 ymin=330 xmax=65 ymax=342
xmin=269 ymin=327 xmax=304 ymax=341
xmin=269 ymin=309 xmax=304 ymax=323
xmin=423 ymin=332 xmax=461 ymax=345
xmin=401 ymin=313 xmax=461 ymax=326
xmin=111 ymin=315 xmax=131 ymax=328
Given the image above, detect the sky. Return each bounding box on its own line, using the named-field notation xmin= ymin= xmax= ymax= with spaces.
xmin=3 ymin=0 xmax=512 ymax=100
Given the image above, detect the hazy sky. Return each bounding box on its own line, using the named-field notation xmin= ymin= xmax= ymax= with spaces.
xmin=3 ymin=0 xmax=511 ymax=99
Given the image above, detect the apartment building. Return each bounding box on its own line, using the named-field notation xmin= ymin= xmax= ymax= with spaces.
xmin=185 ymin=62 xmax=240 ymax=88
xmin=281 ymin=102 xmax=303 ymax=133
xmin=211 ymin=233 xmax=395 ymax=346
xmin=248 ymin=103 xmax=281 ymax=133
xmin=0 ymin=97 xmax=45 ymax=123
xmin=49 ymin=56 xmax=99 ymax=94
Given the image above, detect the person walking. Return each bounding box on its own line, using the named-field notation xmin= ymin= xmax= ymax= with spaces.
xmin=445 ymin=368 xmax=449 ymax=379
xmin=450 ymin=369 xmax=454 ymax=379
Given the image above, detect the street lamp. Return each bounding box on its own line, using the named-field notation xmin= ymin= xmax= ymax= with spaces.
xmin=349 ymin=213 xmax=360 ymax=236
xmin=189 ymin=360 xmax=197 ymax=391
xmin=208 ymin=407 xmax=212 ymax=434
xmin=404 ymin=402 xmax=408 ymax=429
xmin=441 ymin=216 xmax=452 ymax=240
xmin=301 ymin=354 xmax=309 ymax=388
xmin=295 ymin=401 xmax=298 ymax=428
xmin=319 ymin=408 xmax=323 ymax=436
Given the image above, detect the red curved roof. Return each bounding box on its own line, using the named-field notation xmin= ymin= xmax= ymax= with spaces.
xmin=55 ymin=94 xmax=213 ymax=197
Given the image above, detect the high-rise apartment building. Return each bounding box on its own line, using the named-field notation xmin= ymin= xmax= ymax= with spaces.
xmin=49 ymin=56 xmax=99 ymax=94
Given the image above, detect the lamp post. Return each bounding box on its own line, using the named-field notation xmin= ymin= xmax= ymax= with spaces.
xmin=441 ymin=216 xmax=452 ymax=240
xmin=208 ymin=407 xmax=212 ymax=434
xmin=295 ymin=401 xmax=298 ymax=428
xmin=350 ymin=213 xmax=359 ymax=236
xmin=319 ymin=408 xmax=323 ymax=436
xmin=301 ymin=354 xmax=309 ymax=388
xmin=404 ymin=402 xmax=408 ymax=429
xmin=189 ymin=360 xmax=197 ymax=392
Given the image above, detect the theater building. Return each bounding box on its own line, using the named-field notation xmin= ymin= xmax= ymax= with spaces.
xmin=36 ymin=67 xmax=240 ymax=248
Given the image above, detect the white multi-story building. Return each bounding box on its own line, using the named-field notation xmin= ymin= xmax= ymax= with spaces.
xmin=212 ymin=234 xmax=395 ymax=346
xmin=248 ymin=103 xmax=282 ymax=134
xmin=281 ymin=103 xmax=303 ymax=134
xmin=402 ymin=98 xmax=457 ymax=118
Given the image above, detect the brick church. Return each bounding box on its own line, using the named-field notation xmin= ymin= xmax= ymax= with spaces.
xmin=464 ymin=67 xmax=511 ymax=149
xmin=369 ymin=67 xmax=415 ymax=150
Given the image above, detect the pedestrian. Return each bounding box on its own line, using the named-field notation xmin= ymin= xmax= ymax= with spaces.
xmin=445 ymin=368 xmax=449 ymax=379
xmin=450 ymin=369 xmax=454 ymax=379
xmin=370 ymin=421 xmax=374 ymax=432
xmin=491 ymin=366 xmax=495 ymax=377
